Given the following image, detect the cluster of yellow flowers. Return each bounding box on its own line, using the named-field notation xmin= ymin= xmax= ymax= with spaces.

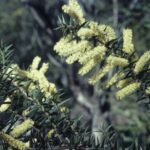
xmin=18 ymin=56 xmax=57 ymax=98
xmin=54 ymin=0 xmax=150 ymax=100
xmin=62 ymin=0 xmax=85 ymax=24
xmin=0 ymin=131 xmax=29 ymax=150
xmin=10 ymin=119 xmax=34 ymax=138
xmin=0 ymin=56 xmax=57 ymax=112
xmin=0 ymin=120 xmax=33 ymax=150
xmin=0 ymin=56 xmax=58 ymax=149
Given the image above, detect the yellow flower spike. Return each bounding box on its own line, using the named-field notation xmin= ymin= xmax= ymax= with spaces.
xmin=66 ymin=51 xmax=83 ymax=64
xmin=89 ymin=64 xmax=113 ymax=85
xmin=116 ymin=82 xmax=141 ymax=99
xmin=134 ymin=51 xmax=150 ymax=75
xmin=98 ymin=24 xmax=116 ymax=43
xmin=55 ymin=40 xmax=90 ymax=59
xmin=39 ymin=63 xmax=49 ymax=74
xmin=0 ymin=97 xmax=11 ymax=112
xmin=62 ymin=0 xmax=85 ymax=24
xmin=71 ymin=40 xmax=90 ymax=54
xmin=107 ymin=55 xmax=129 ymax=67
xmin=88 ymin=21 xmax=99 ymax=33
xmin=31 ymin=56 xmax=41 ymax=70
xmin=105 ymin=72 xmax=125 ymax=88
xmin=47 ymin=129 xmax=55 ymax=138
xmin=77 ymin=27 xmax=95 ymax=39
xmin=10 ymin=119 xmax=34 ymax=138
xmin=123 ymin=29 xmax=134 ymax=55
xmin=116 ymin=78 xmax=133 ymax=89
xmin=79 ymin=45 xmax=107 ymax=65
xmin=0 ymin=131 xmax=29 ymax=150
xmin=54 ymin=35 xmax=75 ymax=57
xmin=17 ymin=56 xmax=57 ymax=98
xmin=78 ymin=55 xmax=103 ymax=75
xmin=39 ymin=78 xmax=56 ymax=98
xmin=88 ymin=22 xmax=116 ymax=43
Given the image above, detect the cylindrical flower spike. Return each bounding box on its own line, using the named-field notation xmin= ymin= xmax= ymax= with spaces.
xmin=31 ymin=56 xmax=41 ymax=70
xmin=134 ymin=51 xmax=150 ymax=74
xmin=116 ymin=82 xmax=141 ymax=99
xmin=116 ymin=78 xmax=133 ymax=89
xmin=77 ymin=28 xmax=95 ymax=39
xmin=88 ymin=22 xmax=116 ymax=43
xmin=10 ymin=119 xmax=34 ymax=138
xmin=78 ymin=45 xmax=107 ymax=65
xmin=54 ymin=35 xmax=74 ymax=56
xmin=62 ymin=0 xmax=85 ymax=24
xmin=105 ymin=72 xmax=125 ymax=88
xmin=39 ymin=63 xmax=49 ymax=74
xmin=78 ymin=56 xmax=101 ymax=75
xmin=89 ymin=64 xmax=113 ymax=85
xmin=0 ymin=131 xmax=29 ymax=150
xmin=122 ymin=29 xmax=134 ymax=55
xmin=17 ymin=56 xmax=57 ymax=98
xmin=107 ymin=55 xmax=129 ymax=67
xmin=66 ymin=51 xmax=83 ymax=64
xmin=98 ymin=24 xmax=116 ymax=43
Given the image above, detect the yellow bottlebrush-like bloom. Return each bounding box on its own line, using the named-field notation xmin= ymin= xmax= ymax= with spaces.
xmin=107 ymin=55 xmax=129 ymax=67
xmin=123 ymin=29 xmax=134 ymax=55
xmin=65 ymin=40 xmax=91 ymax=64
xmin=0 ymin=97 xmax=11 ymax=112
xmin=116 ymin=78 xmax=133 ymax=89
xmin=71 ymin=40 xmax=91 ymax=54
xmin=79 ymin=45 xmax=107 ymax=65
xmin=55 ymin=39 xmax=91 ymax=58
xmin=30 ymin=56 xmax=41 ymax=70
xmin=39 ymin=63 xmax=49 ymax=74
xmin=88 ymin=21 xmax=100 ymax=36
xmin=78 ymin=55 xmax=102 ymax=75
xmin=10 ymin=119 xmax=34 ymax=138
xmin=77 ymin=27 xmax=95 ymax=39
xmin=66 ymin=51 xmax=83 ymax=64
xmin=18 ymin=56 xmax=57 ymax=98
xmin=0 ymin=131 xmax=29 ymax=150
xmin=89 ymin=64 xmax=113 ymax=85
xmin=105 ymin=72 xmax=125 ymax=88
xmin=88 ymin=22 xmax=116 ymax=43
xmin=47 ymin=129 xmax=55 ymax=138
xmin=39 ymin=76 xmax=56 ymax=98
xmin=54 ymin=35 xmax=75 ymax=57
xmin=98 ymin=24 xmax=116 ymax=43
xmin=62 ymin=0 xmax=85 ymax=24
xmin=134 ymin=51 xmax=150 ymax=74
xmin=116 ymin=82 xmax=141 ymax=99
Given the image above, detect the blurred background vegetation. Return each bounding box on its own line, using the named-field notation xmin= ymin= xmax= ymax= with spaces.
xmin=0 ymin=0 xmax=150 ymax=148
